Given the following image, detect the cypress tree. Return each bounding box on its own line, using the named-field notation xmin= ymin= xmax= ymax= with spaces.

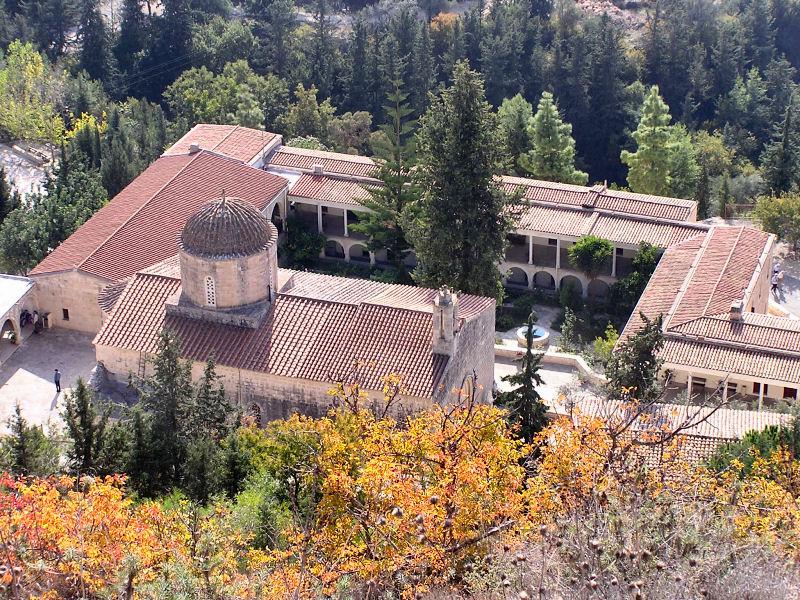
xmin=189 ymin=356 xmax=232 ymax=442
xmin=76 ymin=0 xmax=116 ymax=87
xmin=410 ymin=61 xmax=510 ymax=301
xmin=695 ymin=161 xmax=710 ymax=219
xmin=622 ymin=85 xmax=674 ymax=196
xmin=521 ymin=91 xmax=587 ymax=185
xmin=410 ymin=23 xmax=434 ymax=117
xmin=760 ymin=100 xmax=799 ymax=195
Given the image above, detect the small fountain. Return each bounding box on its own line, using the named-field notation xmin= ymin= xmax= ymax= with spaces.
xmin=516 ymin=324 xmax=549 ymax=348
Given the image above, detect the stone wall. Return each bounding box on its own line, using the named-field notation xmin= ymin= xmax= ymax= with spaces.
xmin=96 ymin=344 xmax=435 ymax=423
xmin=180 ymin=250 xmax=271 ymax=309
xmin=30 ymin=271 xmax=109 ymax=334
xmin=436 ymin=305 xmax=495 ymax=404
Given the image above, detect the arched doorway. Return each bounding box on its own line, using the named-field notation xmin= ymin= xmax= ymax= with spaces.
xmin=349 ymin=244 xmax=370 ymax=263
xmin=324 ymin=240 xmax=345 ymax=259
xmin=505 ymin=267 xmax=528 ymax=288
xmin=560 ymin=275 xmax=583 ymax=296
xmin=1 ymin=318 xmax=18 ymax=346
xmin=533 ymin=271 xmax=555 ymax=290
xmin=587 ymin=279 xmax=610 ymax=302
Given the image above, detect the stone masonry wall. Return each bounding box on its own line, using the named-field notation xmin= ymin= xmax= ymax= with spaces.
xmin=31 ymin=271 xmax=109 ymax=334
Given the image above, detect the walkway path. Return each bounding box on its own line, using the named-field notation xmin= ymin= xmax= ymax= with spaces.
xmin=0 ymin=329 xmax=96 ymax=434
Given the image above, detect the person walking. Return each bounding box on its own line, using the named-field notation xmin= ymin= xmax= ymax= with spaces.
xmin=771 ymin=272 xmax=779 ymax=294
xmin=54 ymin=369 xmax=61 ymax=393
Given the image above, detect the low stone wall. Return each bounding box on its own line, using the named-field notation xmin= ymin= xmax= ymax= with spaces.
xmin=494 ymin=344 xmax=607 ymax=386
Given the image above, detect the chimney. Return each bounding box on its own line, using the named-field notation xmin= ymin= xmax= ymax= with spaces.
xmin=730 ymin=299 xmax=744 ymax=321
xmin=312 ymin=163 xmax=324 ymax=175
xmin=432 ymin=286 xmax=459 ymax=356
xmin=188 ymin=143 xmax=201 ymax=154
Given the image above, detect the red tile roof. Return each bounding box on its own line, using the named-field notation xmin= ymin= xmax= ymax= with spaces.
xmin=31 ymin=152 xmax=288 ymax=281
xmin=95 ymin=268 xmax=493 ymax=398
xmin=288 ymin=173 xmax=375 ymax=206
xmin=618 ymin=226 xmax=800 ymax=384
xmin=501 ymin=176 xmax=697 ymax=222
xmin=267 ymin=146 xmax=378 ymax=179
xmin=164 ymin=124 xmax=280 ymax=163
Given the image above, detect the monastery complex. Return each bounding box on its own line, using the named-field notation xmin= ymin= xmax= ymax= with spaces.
xmin=7 ymin=123 xmax=799 ymax=417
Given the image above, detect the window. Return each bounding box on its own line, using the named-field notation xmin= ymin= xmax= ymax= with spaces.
xmin=753 ymin=382 xmax=768 ymax=396
xmin=547 ymin=238 xmax=557 ymax=246
xmin=62 ymin=308 xmax=70 ymax=321
xmin=783 ymin=387 xmax=797 ymax=400
xmin=205 ymin=276 xmax=216 ymax=307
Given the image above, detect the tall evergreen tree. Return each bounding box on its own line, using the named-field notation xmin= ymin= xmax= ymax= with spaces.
xmin=308 ymin=0 xmax=336 ymax=99
xmin=101 ymin=109 xmax=138 ymax=198
xmin=622 ymin=85 xmax=674 ymax=196
xmin=410 ymin=61 xmax=510 ymax=301
xmin=605 ymin=313 xmax=665 ymax=403
xmin=343 ymin=17 xmax=369 ymax=112
xmin=349 ymin=80 xmax=417 ymax=281
xmin=695 ymin=160 xmax=710 ymax=219
xmin=0 ymin=166 xmax=21 ymax=223
xmin=114 ymin=0 xmax=147 ymax=81
xmin=189 ymin=356 xmax=232 ymax=442
xmin=521 ymin=91 xmax=587 ymax=185
xmin=410 ymin=23 xmax=435 ymax=117
xmin=61 ymin=378 xmax=110 ymax=476
xmin=76 ymin=0 xmax=116 ymax=87
xmin=139 ymin=329 xmax=194 ymax=492
xmin=497 ymin=94 xmax=534 ymax=174
xmin=760 ymin=100 xmax=799 ymax=195
xmin=0 ymin=404 xmax=58 ymax=476
xmin=496 ymin=312 xmax=547 ymax=445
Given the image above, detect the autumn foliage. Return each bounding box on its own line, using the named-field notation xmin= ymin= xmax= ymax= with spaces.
xmin=1 ymin=389 xmax=799 ymax=598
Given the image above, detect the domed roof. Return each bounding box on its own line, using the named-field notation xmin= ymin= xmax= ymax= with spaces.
xmin=181 ymin=197 xmax=275 ymax=258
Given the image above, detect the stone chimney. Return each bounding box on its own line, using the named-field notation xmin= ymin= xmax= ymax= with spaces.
xmin=188 ymin=143 xmax=201 ymax=154
xmin=312 ymin=163 xmax=324 ymax=175
xmin=432 ymin=286 xmax=459 ymax=356
xmin=730 ymin=299 xmax=744 ymax=321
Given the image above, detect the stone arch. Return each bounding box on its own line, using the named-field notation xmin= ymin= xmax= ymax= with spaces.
xmin=505 ymin=267 xmax=528 ymax=287
xmin=324 ymin=240 xmax=345 ymax=259
xmin=559 ymin=275 xmax=583 ymax=296
xmin=1 ymin=318 xmax=19 ymax=345
xmin=587 ymin=279 xmax=610 ymax=301
xmin=533 ymin=271 xmax=555 ymax=290
xmin=349 ymin=243 xmax=370 ymax=263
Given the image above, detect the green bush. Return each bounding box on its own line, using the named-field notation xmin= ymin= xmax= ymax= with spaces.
xmin=558 ymin=281 xmax=583 ymax=311
xmin=283 ymin=214 xmax=324 ymax=268
xmin=495 ymin=311 xmax=516 ymax=331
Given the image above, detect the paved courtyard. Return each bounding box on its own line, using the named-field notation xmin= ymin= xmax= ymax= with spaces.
xmin=0 ymin=329 xmax=97 ymax=434
xmin=494 ymin=356 xmax=590 ymax=405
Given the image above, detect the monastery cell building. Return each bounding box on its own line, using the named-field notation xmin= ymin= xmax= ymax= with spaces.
xmin=21 ymin=124 xmax=800 ymax=418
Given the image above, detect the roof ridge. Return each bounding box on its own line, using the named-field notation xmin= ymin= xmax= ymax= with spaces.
xmin=211 ymin=125 xmax=239 ymax=154
xmin=77 ymin=153 xmax=203 ymax=273
xmin=662 ymin=228 xmax=715 ymax=330
xmin=700 ymin=226 xmax=745 ymax=317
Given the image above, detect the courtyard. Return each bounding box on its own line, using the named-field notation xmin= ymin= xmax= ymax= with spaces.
xmin=0 ymin=329 xmax=96 ymax=434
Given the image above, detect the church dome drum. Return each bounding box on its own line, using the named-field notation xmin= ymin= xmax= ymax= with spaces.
xmin=177 ymin=196 xmax=279 ymax=314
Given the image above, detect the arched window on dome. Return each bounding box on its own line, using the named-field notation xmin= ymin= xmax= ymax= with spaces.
xmin=205 ymin=276 xmax=216 ymax=307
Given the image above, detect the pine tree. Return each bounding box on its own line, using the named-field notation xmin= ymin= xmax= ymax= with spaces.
xmin=76 ymin=0 xmax=116 ymax=87
xmin=496 ymin=313 xmax=548 ymax=445
xmin=0 ymin=404 xmax=58 ymax=476
xmin=0 ymin=166 xmax=21 ymax=223
xmin=521 ymin=91 xmax=587 ymax=185
xmin=410 ymin=61 xmax=510 ymax=301
xmin=760 ymin=100 xmax=799 ymax=195
xmin=114 ymin=0 xmax=147 ymax=81
xmin=349 ymin=80 xmax=417 ymax=282
xmin=622 ymin=85 xmax=674 ymax=196
xmin=605 ymin=313 xmax=665 ymax=402
xmin=61 ymin=377 xmax=110 ymax=475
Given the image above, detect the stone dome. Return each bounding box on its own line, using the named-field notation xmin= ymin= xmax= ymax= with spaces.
xmin=181 ymin=197 xmax=275 ymax=258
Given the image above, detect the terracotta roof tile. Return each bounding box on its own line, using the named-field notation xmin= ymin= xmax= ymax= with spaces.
xmin=268 ymin=146 xmax=377 ymax=179
xmin=288 ymin=173 xmax=375 ymax=206
xmin=31 ymin=152 xmax=288 ymax=281
xmin=164 ymin=124 xmax=280 ymax=163
xmin=95 ymin=269 xmax=492 ymax=398
xmin=501 ymin=175 xmax=696 ymax=221
xmin=661 ymin=338 xmax=800 ymax=384
xmin=670 ymin=313 xmax=800 ymax=355
xmin=511 ymin=204 xmax=597 ymax=237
